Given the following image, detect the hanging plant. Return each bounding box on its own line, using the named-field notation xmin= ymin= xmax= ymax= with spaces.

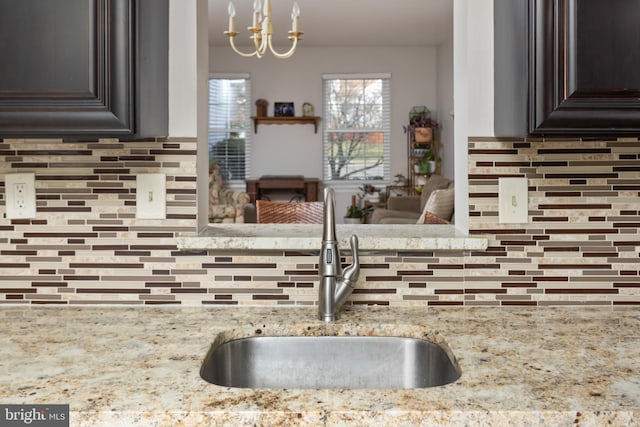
xmin=403 ymin=117 xmax=440 ymax=134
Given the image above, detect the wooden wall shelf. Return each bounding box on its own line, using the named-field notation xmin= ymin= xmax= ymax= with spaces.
xmin=251 ymin=116 xmax=321 ymax=133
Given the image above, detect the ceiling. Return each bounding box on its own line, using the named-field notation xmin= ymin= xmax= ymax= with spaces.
xmin=208 ymin=0 xmax=453 ymax=48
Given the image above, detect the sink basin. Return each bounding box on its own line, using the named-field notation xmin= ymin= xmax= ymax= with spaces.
xmin=200 ymin=335 xmax=461 ymax=389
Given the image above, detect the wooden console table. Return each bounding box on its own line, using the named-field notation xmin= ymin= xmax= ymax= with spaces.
xmin=246 ymin=176 xmax=320 ymax=204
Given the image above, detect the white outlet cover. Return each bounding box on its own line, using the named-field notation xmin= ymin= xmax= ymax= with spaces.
xmin=5 ymin=173 xmax=36 ymax=219
xmin=498 ymin=177 xmax=528 ymax=224
xmin=136 ymin=174 xmax=166 ymax=219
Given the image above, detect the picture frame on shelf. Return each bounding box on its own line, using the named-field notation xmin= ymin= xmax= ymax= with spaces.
xmin=274 ymin=102 xmax=295 ymax=117
xmin=302 ymin=102 xmax=314 ymax=116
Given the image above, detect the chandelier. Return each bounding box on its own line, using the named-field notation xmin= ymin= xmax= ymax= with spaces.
xmin=225 ymin=0 xmax=302 ymax=59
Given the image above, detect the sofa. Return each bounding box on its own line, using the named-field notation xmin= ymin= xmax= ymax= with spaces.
xmin=370 ymin=175 xmax=454 ymax=224
xmin=208 ymin=164 xmax=250 ymax=223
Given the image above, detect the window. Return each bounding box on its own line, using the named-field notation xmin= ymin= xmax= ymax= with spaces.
xmin=323 ymin=74 xmax=391 ymax=181
xmin=208 ymin=75 xmax=251 ymax=181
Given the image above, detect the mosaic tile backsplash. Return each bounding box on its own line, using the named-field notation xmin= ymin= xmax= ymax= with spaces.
xmin=0 ymin=136 xmax=638 ymax=306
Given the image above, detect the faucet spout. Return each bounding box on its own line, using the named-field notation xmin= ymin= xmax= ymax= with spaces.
xmin=322 ymin=187 xmax=337 ymax=244
xmin=318 ymin=187 xmax=360 ymax=322
xmin=319 ymin=188 xmax=340 ymax=279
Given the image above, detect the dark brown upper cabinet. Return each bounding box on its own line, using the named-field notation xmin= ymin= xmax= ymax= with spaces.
xmin=0 ymin=0 xmax=168 ymax=139
xmin=495 ymin=0 xmax=640 ymax=137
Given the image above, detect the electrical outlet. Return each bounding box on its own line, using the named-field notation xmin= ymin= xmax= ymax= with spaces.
xmin=5 ymin=173 xmax=36 ymax=219
xmin=15 ymin=182 xmax=26 ymax=208
xmin=136 ymin=174 xmax=166 ymax=219
xmin=498 ymin=177 xmax=528 ymax=223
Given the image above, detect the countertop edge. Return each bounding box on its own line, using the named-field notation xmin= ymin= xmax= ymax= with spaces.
xmin=73 ymin=409 xmax=638 ymax=426
xmin=177 ymin=224 xmax=488 ymax=251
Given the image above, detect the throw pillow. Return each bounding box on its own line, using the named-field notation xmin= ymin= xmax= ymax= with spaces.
xmin=416 ymin=188 xmax=454 ymax=224
xmin=422 ymin=211 xmax=452 ymax=224
xmin=419 ymin=175 xmax=453 ymax=210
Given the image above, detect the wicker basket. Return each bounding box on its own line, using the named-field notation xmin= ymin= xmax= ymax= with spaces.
xmin=256 ymin=200 xmax=324 ymax=224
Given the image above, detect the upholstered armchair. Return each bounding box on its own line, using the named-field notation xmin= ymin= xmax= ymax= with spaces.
xmin=208 ymin=164 xmax=250 ymax=223
xmin=370 ymin=175 xmax=454 ymax=224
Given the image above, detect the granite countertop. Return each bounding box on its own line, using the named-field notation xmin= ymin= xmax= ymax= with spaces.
xmin=177 ymin=224 xmax=488 ymax=251
xmin=1 ymin=306 xmax=638 ymax=426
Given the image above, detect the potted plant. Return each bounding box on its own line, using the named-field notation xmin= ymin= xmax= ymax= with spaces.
xmin=358 ymin=184 xmax=382 ymax=202
xmin=403 ymin=117 xmax=440 ymax=143
xmin=344 ymin=205 xmax=365 ymax=224
xmin=413 ymin=150 xmax=441 ymax=175
xmin=417 ymin=160 xmax=430 ymax=174
xmin=424 ymin=150 xmax=441 ymax=174
xmin=393 ymin=174 xmax=407 ymax=186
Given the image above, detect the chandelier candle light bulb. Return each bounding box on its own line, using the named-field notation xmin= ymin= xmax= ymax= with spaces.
xmin=263 ymin=0 xmax=270 ymax=18
xmin=227 ymin=2 xmax=236 ymax=33
xmin=262 ymin=0 xmax=272 ymax=37
xmin=252 ymin=0 xmax=261 ymax=28
xmin=291 ymin=2 xmax=300 ymax=34
xmin=225 ymin=0 xmax=302 ymax=59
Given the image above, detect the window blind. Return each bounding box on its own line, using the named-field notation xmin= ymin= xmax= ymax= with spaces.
xmin=208 ymin=76 xmax=251 ymax=181
xmin=322 ymin=74 xmax=391 ymax=181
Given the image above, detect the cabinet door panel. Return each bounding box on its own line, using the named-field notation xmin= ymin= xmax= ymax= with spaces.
xmin=0 ymin=0 xmax=134 ymax=137
xmin=0 ymin=0 xmax=92 ymax=94
xmin=530 ymin=0 xmax=640 ymax=135
xmin=576 ymin=0 xmax=640 ymax=91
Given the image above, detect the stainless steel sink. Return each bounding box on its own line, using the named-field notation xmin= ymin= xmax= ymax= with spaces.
xmin=200 ymin=336 xmax=461 ymax=389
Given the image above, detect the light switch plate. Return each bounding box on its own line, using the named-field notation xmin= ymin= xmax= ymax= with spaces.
xmin=136 ymin=174 xmax=166 ymax=219
xmin=498 ymin=177 xmax=528 ymax=223
xmin=5 ymin=173 xmax=36 ymax=219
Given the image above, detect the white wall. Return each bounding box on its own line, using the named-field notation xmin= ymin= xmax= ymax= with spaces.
xmin=168 ymin=0 xmax=198 ymax=138
xmin=168 ymin=0 xmax=210 ymax=229
xmin=451 ymin=0 xmax=493 ymax=231
xmin=211 ymin=46 xmax=452 ymax=182
xmin=171 ymin=0 xmax=496 ymax=229
xmin=437 ymin=37 xmax=455 ymax=177
xmin=466 ymin=0 xmax=494 ymax=137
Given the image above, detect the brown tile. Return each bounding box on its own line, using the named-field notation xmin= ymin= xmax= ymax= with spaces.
xmin=202 ymin=300 xmax=239 ymax=305
xmin=202 ymin=262 xmax=277 ymax=269
xmin=69 ymin=263 xmax=143 ymax=269
xmin=501 ymin=301 xmax=537 ymax=306
xmin=171 ymin=288 xmax=207 ymax=294
xmin=144 ymin=301 xmax=181 ymax=305
xmin=353 ymin=289 xmax=396 ymax=294
xmin=427 ymin=301 xmax=463 ymax=306
xmin=77 ymin=288 xmax=151 ymax=294
xmin=435 ymin=289 xmax=463 ymax=294
xmin=502 ymin=282 xmax=538 ymax=288
xmin=364 ymin=276 xmax=402 ymax=281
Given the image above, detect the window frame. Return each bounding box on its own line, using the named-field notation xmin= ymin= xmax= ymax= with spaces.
xmin=207 ymin=73 xmax=252 ymax=186
xmin=322 ymin=73 xmax=391 ymax=183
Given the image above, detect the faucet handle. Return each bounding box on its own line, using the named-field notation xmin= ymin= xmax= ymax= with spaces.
xmin=349 ymin=234 xmax=359 ymax=257
xmin=342 ymin=235 xmax=360 ymax=283
xmin=334 ymin=234 xmax=360 ymax=309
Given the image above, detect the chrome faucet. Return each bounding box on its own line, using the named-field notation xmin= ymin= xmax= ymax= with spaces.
xmin=318 ymin=187 xmax=360 ymax=322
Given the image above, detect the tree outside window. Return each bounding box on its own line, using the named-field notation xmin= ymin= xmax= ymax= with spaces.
xmin=323 ymin=76 xmax=390 ymax=181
